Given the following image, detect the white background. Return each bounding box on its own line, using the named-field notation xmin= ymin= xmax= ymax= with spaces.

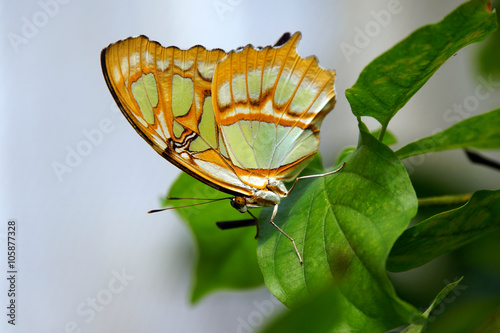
xmin=1 ymin=0 xmax=499 ymax=332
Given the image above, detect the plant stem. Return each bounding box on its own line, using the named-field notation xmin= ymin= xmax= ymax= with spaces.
xmin=418 ymin=193 xmax=472 ymax=207
xmin=378 ymin=124 xmax=387 ymax=141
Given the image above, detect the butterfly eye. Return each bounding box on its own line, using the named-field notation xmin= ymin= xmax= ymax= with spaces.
xmin=230 ymin=196 xmax=248 ymax=213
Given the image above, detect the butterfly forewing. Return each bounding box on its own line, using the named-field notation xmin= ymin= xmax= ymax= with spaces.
xmin=101 ymin=36 xmax=256 ymax=197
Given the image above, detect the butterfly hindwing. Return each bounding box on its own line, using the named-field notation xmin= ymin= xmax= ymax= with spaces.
xmin=211 ymin=32 xmax=336 ymax=184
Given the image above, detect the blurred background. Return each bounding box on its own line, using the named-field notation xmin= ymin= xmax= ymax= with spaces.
xmin=1 ymin=0 xmax=499 ymax=332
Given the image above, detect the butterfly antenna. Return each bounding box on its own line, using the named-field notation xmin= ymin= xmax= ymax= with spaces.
xmin=148 ymin=197 xmax=232 ymax=214
xmin=166 ymin=197 xmax=226 ymax=201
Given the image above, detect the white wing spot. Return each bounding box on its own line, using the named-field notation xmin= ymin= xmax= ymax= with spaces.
xmin=129 ymin=52 xmax=140 ymax=67
xmin=112 ymin=66 xmax=121 ymax=83
xmin=261 ymin=99 xmax=274 ymax=116
xmin=157 ymin=113 xmax=171 ymax=140
xmin=143 ymin=51 xmax=154 ymax=65
xmin=155 ymin=125 xmax=167 ymax=141
xmin=132 ymin=111 xmax=148 ymax=127
xmin=217 ymin=81 xmax=232 ymax=107
xmin=232 ymin=74 xmax=247 ymax=103
xmin=239 ymin=175 xmax=267 ymax=189
xmin=120 ymin=57 xmax=129 ymax=76
xmin=152 ymin=134 xmax=167 ymax=150
xmin=157 ymin=59 xmax=170 ymax=71
xmin=174 ymin=58 xmax=194 ymax=71
xmin=198 ymin=61 xmax=216 ymax=79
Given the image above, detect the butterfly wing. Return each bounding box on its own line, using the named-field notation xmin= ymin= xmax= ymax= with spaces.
xmin=101 ymin=36 xmax=255 ymax=197
xmin=211 ymin=32 xmax=336 ymax=187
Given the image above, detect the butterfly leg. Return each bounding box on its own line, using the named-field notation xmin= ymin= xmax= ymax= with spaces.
xmin=246 ymin=210 xmax=260 ymax=239
xmin=286 ymin=162 xmax=346 ymax=197
xmin=269 ymin=204 xmax=303 ymax=264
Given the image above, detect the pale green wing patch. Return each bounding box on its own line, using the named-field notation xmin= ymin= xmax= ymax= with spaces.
xmin=247 ymin=70 xmax=262 ymax=102
xmin=220 ymin=121 xmax=318 ymax=175
xmin=171 ymin=74 xmax=194 ymax=117
xmin=221 ymin=121 xmax=258 ymax=169
xmin=220 ymin=121 xmax=282 ymax=170
xmin=232 ymin=74 xmax=248 ymax=103
xmin=197 ymin=96 xmax=218 ymax=148
xmin=190 ymin=97 xmax=218 ymax=153
xmin=253 ymin=122 xmax=276 ymax=169
xmin=189 ymin=137 xmax=211 ymax=152
xmin=271 ymin=127 xmax=317 ymax=170
xmin=274 ymin=69 xmax=299 ymax=105
xmin=130 ymin=73 xmax=158 ymax=125
xmin=290 ymin=82 xmax=317 ymax=113
xmin=173 ymin=120 xmax=184 ymax=138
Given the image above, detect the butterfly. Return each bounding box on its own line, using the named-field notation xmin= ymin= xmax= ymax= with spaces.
xmin=101 ymin=32 xmax=342 ymax=263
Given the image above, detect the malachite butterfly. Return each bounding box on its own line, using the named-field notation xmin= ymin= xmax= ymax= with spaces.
xmin=101 ymin=32 xmax=341 ymax=263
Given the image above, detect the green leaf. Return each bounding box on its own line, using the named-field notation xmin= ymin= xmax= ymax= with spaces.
xmin=346 ymin=0 xmax=497 ymax=127
xmin=164 ymin=172 xmax=263 ymax=303
xmin=477 ymin=2 xmax=500 ymax=78
xmin=302 ymin=153 xmax=326 ymax=174
xmin=258 ymin=286 xmax=341 ymax=333
xmin=387 ymin=190 xmax=500 ymax=272
xmin=257 ymin=123 xmax=421 ymax=330
xmin=396 ymin=108 xmax=500 ymax=159
xmin=334 ymin=130 xmax=396 ymax=167
xmin=401 ymin=278 xmax=464 ymax=333
xmin=335 ymin=146 xmax=356 ymax=165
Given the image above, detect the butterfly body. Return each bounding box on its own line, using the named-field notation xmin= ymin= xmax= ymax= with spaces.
xmin=101 ymin=32 xmax=337 ymax=261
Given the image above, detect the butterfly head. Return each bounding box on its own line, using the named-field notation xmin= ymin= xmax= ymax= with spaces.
xmin=230 ymin=196 xmax=248 ymax=213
